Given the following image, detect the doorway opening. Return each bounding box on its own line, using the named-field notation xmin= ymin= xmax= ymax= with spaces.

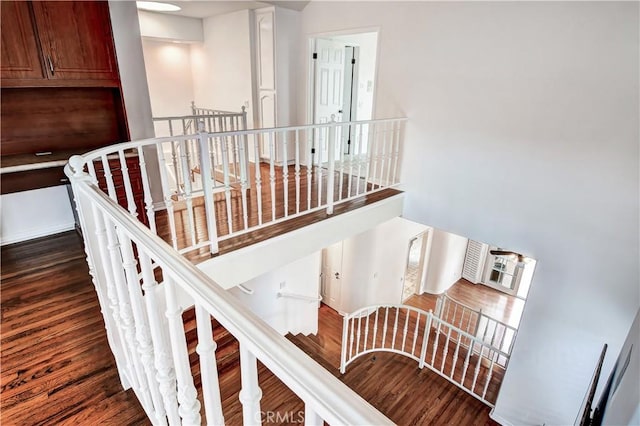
xmin=402 ymin=231 xmax=429 ymax=302
xmin=308 ymin=31 xmax=378 ymax=164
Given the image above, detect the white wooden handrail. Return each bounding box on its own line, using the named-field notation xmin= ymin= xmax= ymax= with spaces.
xmin=277 ymin=291 xmax=323 ymax=302
xmin=66 ymin=157 xmax=393 ymax=425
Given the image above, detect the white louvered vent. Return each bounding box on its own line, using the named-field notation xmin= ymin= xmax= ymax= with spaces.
xmin=462 ymin=240 xmax=489 ymax=284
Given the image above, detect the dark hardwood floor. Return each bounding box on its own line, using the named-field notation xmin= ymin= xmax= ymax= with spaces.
xmin=1 ymin=232 xmax=498 ymax=425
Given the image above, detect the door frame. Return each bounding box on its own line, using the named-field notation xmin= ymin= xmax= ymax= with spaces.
xmin=305 ymin=28 xmax=381 ymax=165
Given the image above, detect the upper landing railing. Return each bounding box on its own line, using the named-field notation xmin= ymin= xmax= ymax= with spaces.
xmin=79 ymin=117 xmax=407 ymax=256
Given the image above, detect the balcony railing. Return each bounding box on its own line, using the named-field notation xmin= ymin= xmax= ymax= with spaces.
xmin=64 ymin=118 xmax=406 ymax=425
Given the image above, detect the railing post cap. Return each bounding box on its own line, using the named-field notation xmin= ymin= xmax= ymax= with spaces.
xmin=68 ymin=155 xmax=87 ymax=177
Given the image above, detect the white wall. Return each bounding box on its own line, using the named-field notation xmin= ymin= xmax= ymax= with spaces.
xmin=138 ymin=10 xmax=203 ymax=43
xmin=601 ymin=308 xmax=640 ymax=425
xmin=228 ymin=251 xmax=321 ymax=335
xmin=109 ymin=1 xmax=154 ymax=141
xmin=422 ymin=229 xmax=468 ymax=295
xmin=0 ymin=187 xmax=75 ymax=245
xmin=338 ymin=217 xmax=429 ymax=313
xmin=191 ymin=10 xmax=254 ymax=127
xmin=141 ymin=39 xmax=195 ymax=117
xmin=297 ymin=2 xmax=639 ymax=425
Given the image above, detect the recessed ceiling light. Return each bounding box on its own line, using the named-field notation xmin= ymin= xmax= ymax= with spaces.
xmin=136 ymin=1 xmax=182 ymax=12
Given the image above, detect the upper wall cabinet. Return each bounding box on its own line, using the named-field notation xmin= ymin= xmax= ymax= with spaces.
xmin=1 ymin=1 xmax=119 ymax=86
xmin=0 ymin=2 xmax=44 ymax=80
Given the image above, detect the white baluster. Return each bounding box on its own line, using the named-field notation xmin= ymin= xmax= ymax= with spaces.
xmin=440 ymin=327 xmax=452 ymax=372
xmin=431 ymin=317 xmax=442 ymax=366
xmin=170 ymin=140 xmax=180 ymax=191
xmin=100 ymin=155 xmax=117 ymax=201
xmin=362 ymin=124 xmax=372 ymax=192
xmin=306 ymin=129 xmax=313 ymax=210
xmin=117 ymin=229 xmax=165 ymax=423
xmin=316 ymin=127 xmax=323 ymax=208
xmin=294 ymin=130 xmax=301 ymax=214
xmin=391 ymin=121 xmax=402 ymax=185
xmin=471 ymin=341 xmax=483 ymax=395
xmin=164 ymin=276 xmax=201 ymax=425
xmin=336 ymin=123 xmax=345 ymax=202
xmin=460 ymin=336 xmax=473 ymax=386
xmin=253 ymin=136 xmax=263 ymax=226
xmin=239 ymin=344 xmax=262 ymax=425
xmin=91 ymin=204 xmax=134 ymax=387
xmin=268 ymin=132 xmax=276 ymax=221
xmin=381 ymin=307 xmax=389 ymax=348
xmin=450 ymin=333 xmax=463 ymax=380
xmin=411 ymin=312 xmax=421 ymax=356
xmin=401 ymin=308 xmax=410 ymax=352
xmin=197 ymin=128 xmax=220 ymax=254
xmin=363 ymin=310 xmax=370 ymax=352
xmin=156 ymin=143 xmax=179 ymax=249
xmin=282 ymin=131 xmax=289 ymax=217
xmin=195 ymin=304 xmax=225 ymax=426
xmin=103 ymin=216 xmax=149 ymax=404
xmin=304 ymin=405 xmax=323 ymax=426
xmin=237 ymin=132 xmax=249 ymax=230
xmin=340 ymin=316 xmax=349 ymax=374
xmin=383 ymin=121 xmax=393 ymax=186
xmin=391 ymin=307 xmax=399 ymax=350
xmin=348 ymin=318 xmax=355 ymax=360
xmin=139 ymin=252 xmax=180 ymax=425
xmin=482 ymin=350 xmax=497 ymax=401
xmin=419 ymin=312 xmax=433 ymax=369
xmin=137 ymin=146 xmax=157 ymax=233
xmin=347 ymin=123 xmax=356 ymax=198
xmin=179 ymin=139 xmax=197 ymax=247
xmin=118 ymin=150 xmax=138 ymax=219
xmin=355 ymin=313 xmax=362 ymax=354
xmin=372 ymin=308 xmax=379 ymax=350
xmin=220 ymin=136 xmax=234 ymax=234
xmin=326 ymin=118 xmax=336 ymax=214
xmin=355 ymin=124 xmax=364 ymax=195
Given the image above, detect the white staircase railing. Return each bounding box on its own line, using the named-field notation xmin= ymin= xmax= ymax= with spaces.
xmin=81 ymin=118 xmax=406 ymax=256
xmin=340 ymin=299 xmax=517 ymax=407
xmin=435 ymin=294 xmax=518 ymax=368
xmin=66 ymin=157 xmax=393 ymax=425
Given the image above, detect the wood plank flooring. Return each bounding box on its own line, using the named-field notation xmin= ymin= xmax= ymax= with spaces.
xmin=1 ymin=232 xmax=498 ymax=425
xmin=1 ymin=232 xmax=149 ymax=425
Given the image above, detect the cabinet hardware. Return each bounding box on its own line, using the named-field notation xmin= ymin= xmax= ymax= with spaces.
xmin=47 ymin=55 xmax=55 ymax=75
xmin=60 ymin=178 xmax=69 ymax=183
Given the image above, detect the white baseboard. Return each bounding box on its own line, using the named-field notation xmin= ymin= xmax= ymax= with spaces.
xmin=0 ymin=221 xmax=76 ymax=246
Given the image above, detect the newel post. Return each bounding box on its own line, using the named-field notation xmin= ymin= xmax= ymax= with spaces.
xmin=326 ymin=115 xmax=336 ymax=214
xmin=197 ymin=120 xmax=220 ymax=254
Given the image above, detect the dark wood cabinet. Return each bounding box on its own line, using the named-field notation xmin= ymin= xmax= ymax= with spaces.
xmin=0 ymin=2 xmax=44 ymax=80
xmin=1 ymin=1 xmax=118 ymax=85
xmin=0 ymin=1 xmax=129 ymax=195
xmin=31 ymin=2 xmax=118 ymax=81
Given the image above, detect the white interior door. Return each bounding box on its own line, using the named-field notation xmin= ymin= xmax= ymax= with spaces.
xmin=321 ymin=241 xmax=343 ymax=312
xmin=313 ymin=38 xmax=348 ymax=163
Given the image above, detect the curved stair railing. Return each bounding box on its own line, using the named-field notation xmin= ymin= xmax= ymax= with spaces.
xmin=340 ymin=298 xmax=518 ymax=407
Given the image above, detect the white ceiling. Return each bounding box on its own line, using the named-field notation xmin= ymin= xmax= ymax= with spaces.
xmin=144 ymin=1 xmax=310 ymax=19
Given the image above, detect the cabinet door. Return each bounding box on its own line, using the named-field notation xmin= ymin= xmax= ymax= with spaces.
xmin=0 ymin=2 xmax=44 ymax=80
xmin=32 ymin=1 xmax=118 ymax=81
